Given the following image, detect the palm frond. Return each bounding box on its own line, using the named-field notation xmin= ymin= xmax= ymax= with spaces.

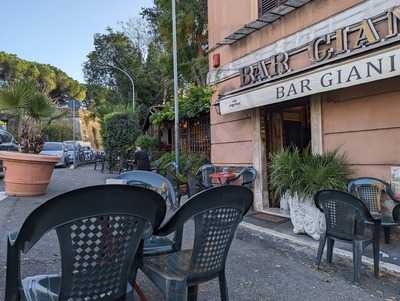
xmin=270 ymin=147 xmax=352 ymax=199
xmin=26 ymin=93 xmax=55 ymax=120
xmin=0 ymin=81 xmax=37 ymax=112
xmin=0 ymin=80 xmax=56 ymax=120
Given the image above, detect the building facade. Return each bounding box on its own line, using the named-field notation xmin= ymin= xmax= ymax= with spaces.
xmin=208 ymin=0 xmax=400 ymax=212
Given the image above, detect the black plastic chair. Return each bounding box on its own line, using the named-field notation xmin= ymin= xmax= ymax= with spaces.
xmin=187 ymin=174 xmax=203 ymax=197
xmin=348 ymin=177 xmax=400 ymax=243
xmin=140 ymin=185 xmax=253 ymax=301
xmin=164 ymin=162 xmax=189 ymax=203
xmin=5 ymin=185 xmax=166 ymax=301
xmin=114 ymin=170 xmax=183 ymax=256
xmin=315 ymin=190 xmax=381 ymax=283
xmin=392 ymin=203 xmax=400 ymax=222
xmin=115 ymin=170 xmax=178 ymax=210
xmin=226 ymin=167 xmax=257 ymax=188
xmin=197 ymin=164 xmax=216 ymax=189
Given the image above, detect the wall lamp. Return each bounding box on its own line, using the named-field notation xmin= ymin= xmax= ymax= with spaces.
xmin=213 ymin=101 xmax=221 ymax=115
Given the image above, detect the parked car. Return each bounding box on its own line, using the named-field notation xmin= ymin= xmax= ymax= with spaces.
xmin=0 ymin=129 xmax=19 ymax=172
xmin=81 ymin=145 xmax=95 ymax=161
xmin=64 ymin=141 xmax=79 ymax=164
xmin=39 ymin=142 xmax=69 ymax=167
xmin=0 ymin=129 xmax=19 ymax=152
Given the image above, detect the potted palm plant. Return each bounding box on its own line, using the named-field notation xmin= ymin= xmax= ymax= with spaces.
xmin=0 ymin=81 xmax=63 ymax=196
xmin=270 ymin=148 xmax=351 ymax=240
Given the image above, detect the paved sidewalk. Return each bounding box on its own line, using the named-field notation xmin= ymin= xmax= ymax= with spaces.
xmin=0 ymin=166 xmax=399 ymax=300
xmin=245 ymin=211 xmax=400 ymax=269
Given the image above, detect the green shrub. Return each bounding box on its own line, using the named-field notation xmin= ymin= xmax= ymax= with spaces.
xmin=101 ymin=111 xmax=140 ymax=158
xmin=43 ymin=123 xmax=73 ymax=142
xmin=154 ymin=152 xmax=208 ymax=182
xmin=135 ymin=134 xmax=159 ymax=152
xmin=270 ymin=148 xmax=351 ymax=199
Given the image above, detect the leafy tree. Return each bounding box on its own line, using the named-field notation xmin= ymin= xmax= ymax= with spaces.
xmin=84 ymin=28 xmax=159 ymax=126
xmin=135 ymin=134 xmax=159 ymax=153
xmin=84 ymin=0 xmax=210 ymax=129
xmin=0 ymin=52 xmax=86 ymax=101
xmin=85 ymin=84 xmax=126 ymax=119
xmin=43 ymin=123 xmax=73 ymax=142
xmin=142 ymin=0 xmax=208 ymax=86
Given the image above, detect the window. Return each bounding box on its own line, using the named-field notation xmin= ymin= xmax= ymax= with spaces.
xmin=42 ymin=142 xmax=63 ymax=151
xmin=65 ymin=144 xmax=75 ymax=151
xmin=259 ymin=0 xmax=279 ymax=16
xmin=0 ymin=131 xmax=12 ymax=143
xmin=258 ymin=0 xmax=302 ymax=17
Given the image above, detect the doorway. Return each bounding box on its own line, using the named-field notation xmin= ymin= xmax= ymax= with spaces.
xmin=264 ymin=98 xmax=311 ymax=208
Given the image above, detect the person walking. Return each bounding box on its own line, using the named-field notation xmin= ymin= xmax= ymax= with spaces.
xmin=133 ymin=146 xmax=151 ymax=171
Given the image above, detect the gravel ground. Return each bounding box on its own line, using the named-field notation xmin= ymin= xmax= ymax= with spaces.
xmin=0 ymin=165 xmax=399 ymax=300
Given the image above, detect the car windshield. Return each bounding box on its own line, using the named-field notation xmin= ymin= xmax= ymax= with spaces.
xmin=43 ymin=143 xmax=63 ymax=151
xmin=65 ymin=144 xmax=75 ymax=151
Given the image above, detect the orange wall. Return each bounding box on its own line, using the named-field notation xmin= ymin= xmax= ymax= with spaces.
xmin=208 ymin=0 xmax=258 ymax=49
xmin=210 ymin=77 xmax=253 ymax=165
xmin=322 ymin=78 xmax=400 ymax=181
xmin=209 ymin=0 xmax=366 ymax=167
xmin=208 ymin=0 xmax=364 ymax=67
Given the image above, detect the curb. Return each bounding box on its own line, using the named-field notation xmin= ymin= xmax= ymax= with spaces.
xmin=240 ymin=221 xmax=400 ymax=276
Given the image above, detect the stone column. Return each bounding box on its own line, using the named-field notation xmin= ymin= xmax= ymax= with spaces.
xmin=310 ymin=95 xmax=323 ymax=155
xmin=251 ymin=108 xmax=269 ymax=211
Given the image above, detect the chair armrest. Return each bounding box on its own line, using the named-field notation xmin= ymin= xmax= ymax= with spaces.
xmin=5 ymin=231 xmax=21 ymax=301
xmin=226 ymin=174 xmax=241 ymax=185
xmin=153 ymin=215 xmax=184 ymax=251
xmin=390 ymin=194 xmax=400 ymax=203
xmin=171 ymin=225 xmax=183 ymax=252
xmin=8 ymin=231 xmax=18 ymax=246
xmin=393 ymin=203 xmax=400 ymax=222
xmin=384 ymin=184 xmax=400 ymax=202
xmin=154 ymin=214 xmax=179 ymax=237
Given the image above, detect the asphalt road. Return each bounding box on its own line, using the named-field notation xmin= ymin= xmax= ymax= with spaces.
xmin=0 ymin=165 xmax=399 ymax=300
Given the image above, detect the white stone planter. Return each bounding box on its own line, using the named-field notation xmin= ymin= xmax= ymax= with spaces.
xmin=283 ymin=192 xmax=326 ymax=240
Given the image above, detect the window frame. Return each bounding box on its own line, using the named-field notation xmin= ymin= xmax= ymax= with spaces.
xmin=258 ymin=0 xmax=279 ymax=17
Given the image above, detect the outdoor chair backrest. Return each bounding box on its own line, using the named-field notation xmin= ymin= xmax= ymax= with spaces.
xmin=156 ymin=185 xmax=253 ymax=282
xmin=8 ymin=185 xmax=165 ymax=301
xmin=116 ymin=170 xmax=178 ymax=210
xmin=348 ymin=177 xmax=396 ymax=216
xmin=235 ymin=167 xmax=257 ymax=187
xmin=196 ymin=164 xmax=216 ymax=188
xmin=392 ymin=203 xmax=400 ymax=222
xmin=242 ymin=167 xmax=256 ymax=186
xmin=315 ymin=190 xmax=374 ymax=241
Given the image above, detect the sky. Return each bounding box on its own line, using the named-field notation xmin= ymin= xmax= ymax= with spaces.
xmin=0 ymin=0 xmax=153 ymax=82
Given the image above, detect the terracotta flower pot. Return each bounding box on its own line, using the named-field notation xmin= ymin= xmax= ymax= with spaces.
xmin=0 ymin=151 xmax=59 ymax=196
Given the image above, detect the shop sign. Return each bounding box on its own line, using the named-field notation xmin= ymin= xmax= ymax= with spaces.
xmin=240 ymin=6 xmax=400 ymax=87
xmin=220 ymin=46 xmax=400 ymax=114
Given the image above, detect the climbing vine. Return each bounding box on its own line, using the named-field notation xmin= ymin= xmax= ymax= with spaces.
xmin=150 ymin=84 xmax=213 ymax=125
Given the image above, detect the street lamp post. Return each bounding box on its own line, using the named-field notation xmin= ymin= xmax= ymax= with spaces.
xmin=103 ymin=64 xmax=135 ymax=112
xmin=172 ymin=0 xmax=180 ymax=173
xmin=71 ymin=98 xmax=78 ymax=168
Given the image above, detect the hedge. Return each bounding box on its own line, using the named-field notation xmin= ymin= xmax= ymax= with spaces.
xmin=101 ymin=111 xmax=140 ymax=157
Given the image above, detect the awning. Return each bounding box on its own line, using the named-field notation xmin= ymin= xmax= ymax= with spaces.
xmin=218 ymin=45 xmax=400 ymax=115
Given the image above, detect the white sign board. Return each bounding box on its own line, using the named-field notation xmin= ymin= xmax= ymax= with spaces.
xmin=219 ymin=46 xmax=400 ymax=115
